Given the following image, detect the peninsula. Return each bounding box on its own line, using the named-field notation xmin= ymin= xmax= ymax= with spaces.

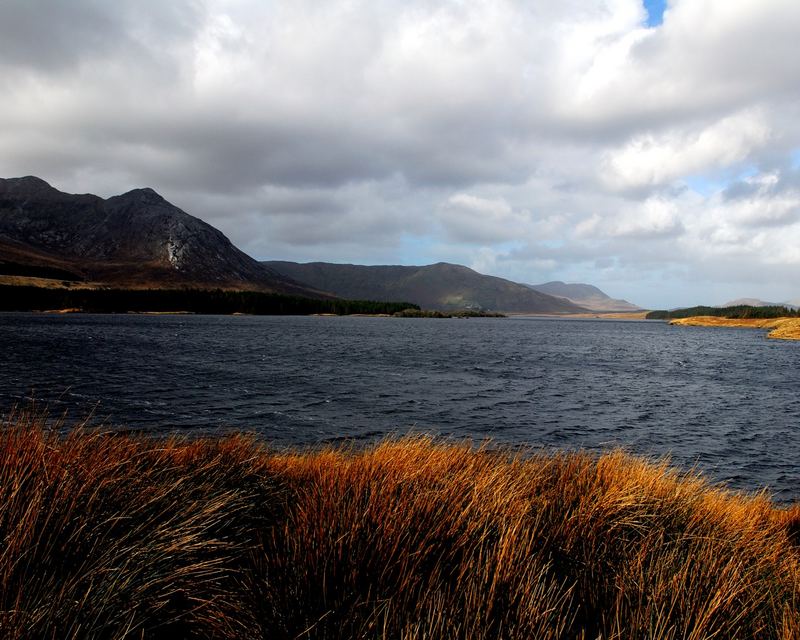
xmin=670 ymin=316 xmax=800 ymax=341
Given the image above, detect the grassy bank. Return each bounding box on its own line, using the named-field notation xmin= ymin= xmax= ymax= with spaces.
xmin=670 ymin=316 xmax=800 ymax=341
xmin=1 ymin=414 xmax=798 ymax=639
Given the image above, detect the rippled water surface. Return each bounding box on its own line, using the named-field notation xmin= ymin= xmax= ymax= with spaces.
xmin=1 ymin=313 xmax=798 ymax=500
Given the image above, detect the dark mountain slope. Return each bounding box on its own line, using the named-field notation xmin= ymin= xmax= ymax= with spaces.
xmin=264 ymin=261 xmax=587 ymax=313
xmin=0 ymin=176 xmax=319 ymax=295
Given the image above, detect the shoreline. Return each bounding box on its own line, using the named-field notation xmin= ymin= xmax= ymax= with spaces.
xmin=505 ymin=310 xmax=651 ymax=319
xmin=669 ymin=316 xmax=800 ymax=341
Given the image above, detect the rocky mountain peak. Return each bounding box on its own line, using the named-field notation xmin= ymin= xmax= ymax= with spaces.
xmin=0 ymin=176 xmax=324 ymax=296
xmin=115 ymin=187 xmax=167 ymax=205
xmin=0 ymin=176 xmax=62 ymax=198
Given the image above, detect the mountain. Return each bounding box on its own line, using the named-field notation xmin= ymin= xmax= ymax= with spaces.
xmin=526 ymin=281 xmax=641 ymax=312
xmin=0 ymin=176 xmax=320 ymax=296
xmin=263 ymin=261 xmax=588 ymax=313
xmin=720 ymin=298 xmax=798 ymax=310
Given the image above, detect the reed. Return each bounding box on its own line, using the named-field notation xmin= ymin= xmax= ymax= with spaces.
xmin=0 ymin=412 xmax=797 ymax=639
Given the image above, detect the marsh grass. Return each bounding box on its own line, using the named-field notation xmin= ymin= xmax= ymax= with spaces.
xmin=0 ymin=412 xmax=798 ymax=638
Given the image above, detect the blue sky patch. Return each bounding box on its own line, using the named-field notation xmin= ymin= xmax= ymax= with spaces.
xmin=683 ymin=175 xmax=717 ymax=197
xmin=643 ymin=0 xmax=666 ymax=27
xmin=683 ymin=164 xmax=760 ymax=197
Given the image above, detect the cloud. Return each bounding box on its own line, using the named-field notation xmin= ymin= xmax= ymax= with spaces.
xmin=438 ymin=194 xmax=531 ymax=243
xmin=601 ymin=110 xmax=771 ymax=190
xmin=1 ymin=0 xmax=800 ymax=308
xmin=721 ymin=184 xmax=800 ymax=229
xmin=0 ymin=1 xmax=200 ymax=83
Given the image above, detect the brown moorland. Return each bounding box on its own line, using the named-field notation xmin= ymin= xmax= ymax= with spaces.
xmin=670 ymin=316 xmax=800 ymax=341
xmin=0 ymin=412 xmax=798 ymax=639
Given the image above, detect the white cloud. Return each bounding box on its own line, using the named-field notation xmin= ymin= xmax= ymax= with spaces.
xmin=601 ymin=110 xmax=771 ymax=190
xmin=614 ymin=198 xmax=685 ymax=238
xmin=438 ymin=193 xmax=531 ymax=243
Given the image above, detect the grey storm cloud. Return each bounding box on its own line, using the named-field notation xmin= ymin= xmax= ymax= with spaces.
xmin=0 ymin=1 xmax=132 ymax=72
xmin=1 ymin=0 xmax=800 ymax=309
xmin=0 ymin=0 xmax=201 ymax=78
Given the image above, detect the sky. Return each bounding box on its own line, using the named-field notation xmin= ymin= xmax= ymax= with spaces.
xmin=1 ymin=0 xmax=799 ymax=309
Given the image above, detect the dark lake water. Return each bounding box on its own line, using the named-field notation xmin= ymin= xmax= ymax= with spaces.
xmin=1 ymin=313 xmax=798 ymax=501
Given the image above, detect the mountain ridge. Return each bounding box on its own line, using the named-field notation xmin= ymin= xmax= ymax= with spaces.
xmin=264 ymin=261 xmax=588 ymax=313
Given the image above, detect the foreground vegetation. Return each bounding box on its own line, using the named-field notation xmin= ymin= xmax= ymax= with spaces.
xmin=1 ymin=414 xmax=799 ymax=639
xmin=647 ymin=305 xmax=800 ymax=320
xmin=0 ymin=285 xmax=418 ymax=316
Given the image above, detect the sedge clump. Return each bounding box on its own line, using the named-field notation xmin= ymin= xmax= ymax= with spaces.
xmin=0 ymin=412 xmax=797 ymax=639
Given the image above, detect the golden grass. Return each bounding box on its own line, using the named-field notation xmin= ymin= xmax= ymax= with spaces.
xmin=670 ymin=316 xmax=800 ymax=341
xmin=766 ymin=319 xmax=800 ymax=340
xmin=0 ymin=412 xmax=798 ymax=638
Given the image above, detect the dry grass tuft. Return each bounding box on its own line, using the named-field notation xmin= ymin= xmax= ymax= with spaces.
xmin=0 ymin=413 xmax=798 ymax=639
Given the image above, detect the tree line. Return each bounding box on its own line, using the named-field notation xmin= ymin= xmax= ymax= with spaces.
xmin=646 ymin=305 xmax=800 ymax=320
xmin=0 ymin=286 xmax=419 ymax=316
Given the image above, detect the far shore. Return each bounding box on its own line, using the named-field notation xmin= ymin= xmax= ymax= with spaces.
xmin=506 ymin=310 xmax=651 ymax=320
xmin=23 ymin=308 xmax=653 ymax=320
xmin=670 ymin=316 xmax=800 ymax=341
xmin=564 ymin=310 xmax=651 ymax=320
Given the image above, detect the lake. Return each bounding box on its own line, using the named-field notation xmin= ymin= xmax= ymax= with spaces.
xmin=1 ymin=313 xmax=798 ymax=500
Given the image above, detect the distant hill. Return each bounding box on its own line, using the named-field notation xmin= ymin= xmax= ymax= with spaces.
xmin=526 ymin=281 xmax=641 ymax=312
xmin=721 ymin=298 xmax=799 ymax=310
xmin=264 ymin=261 xmax=587 ymax=313
xmin=0 ymin=176 xmax=321 ymax=296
